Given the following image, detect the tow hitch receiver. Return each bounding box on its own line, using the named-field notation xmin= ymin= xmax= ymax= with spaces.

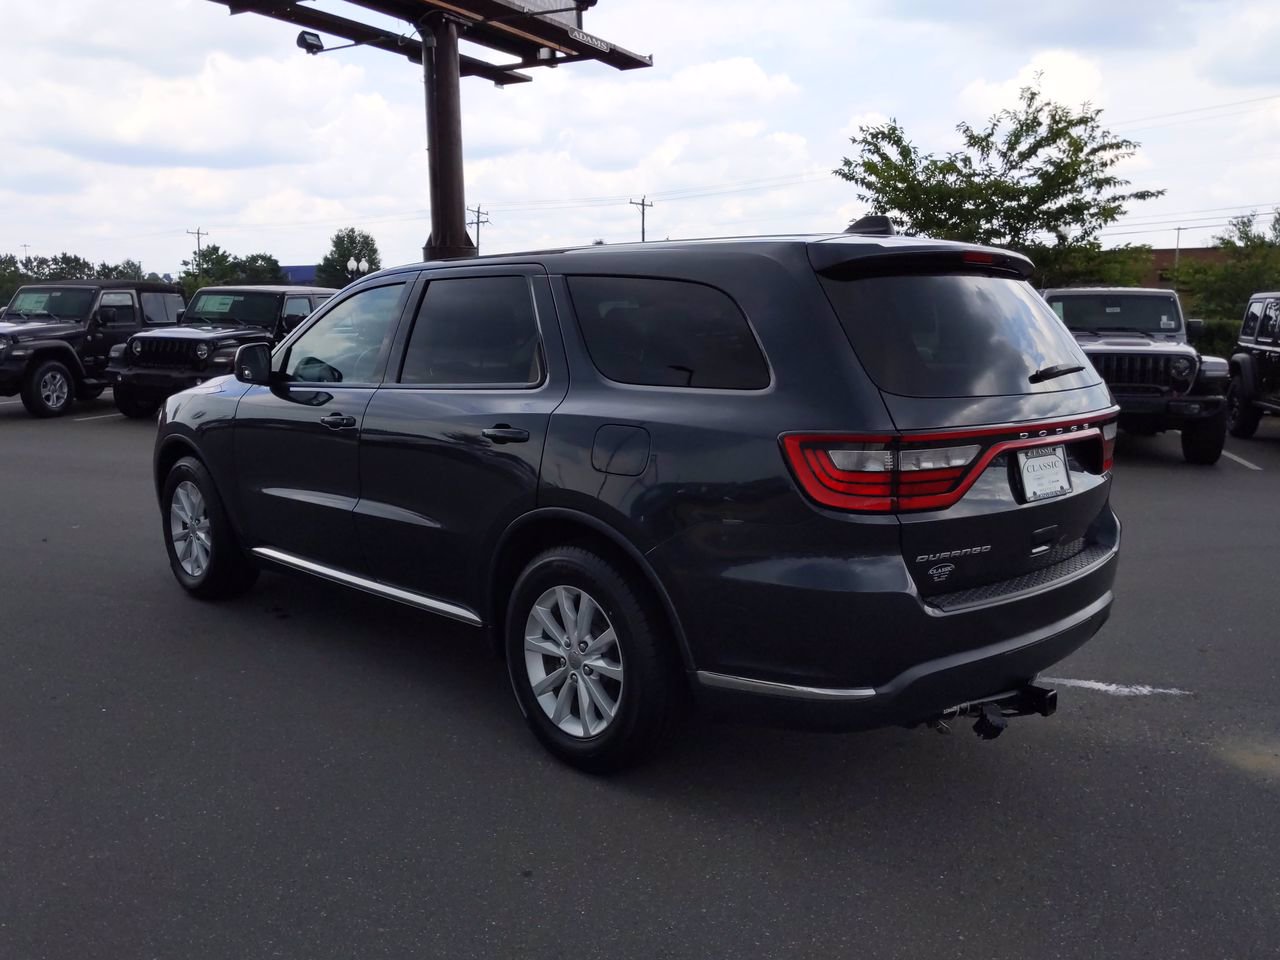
xmin=928 ymin=683 xmax=1058 ymax=740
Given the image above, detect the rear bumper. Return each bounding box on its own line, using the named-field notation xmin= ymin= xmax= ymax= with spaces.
xmin=693 ymin=591 xmax=1111 ymax=731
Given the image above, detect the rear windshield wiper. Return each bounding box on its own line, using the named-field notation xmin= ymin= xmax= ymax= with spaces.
xmin=1029 ymin=363 xmax=1086 ymax=384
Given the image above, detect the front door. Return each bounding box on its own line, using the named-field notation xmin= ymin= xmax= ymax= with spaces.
xmin=234 ymin=277 xmax=414 ymax=571
xmin=356 ymin=268 xmax=567 ymax=615
xmin=1259 ymin=299 xmax=1280 ymax=403
xmin=83 ymin=291 xmax=140 ymax=376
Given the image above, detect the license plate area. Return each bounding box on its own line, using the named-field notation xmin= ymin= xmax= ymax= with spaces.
xmin=1017 ymin=444 xmax=1072 ymax=502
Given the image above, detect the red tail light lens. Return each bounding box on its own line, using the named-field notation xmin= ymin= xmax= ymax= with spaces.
xmin=782 ymin=417 xmax=1116 ymax=514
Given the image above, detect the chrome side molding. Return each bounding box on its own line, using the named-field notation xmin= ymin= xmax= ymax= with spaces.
xmin=251 ymin=547 xmax=483 ymax=627
xmin=695 ymin=670 xmax=876 ymax=701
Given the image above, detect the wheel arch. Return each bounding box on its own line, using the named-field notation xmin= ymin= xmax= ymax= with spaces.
xmin=487 ymin=508 xmax=695 ymax=672
xmin=26 ymin=343 xmax=88 ymax=381
xmin=1230 ymin=352 xmax=1258 ymax=396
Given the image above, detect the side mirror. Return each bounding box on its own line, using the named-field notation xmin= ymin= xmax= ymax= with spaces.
xmin=96 ymin=306 xmax=117 ymax=327
xmin=1185 ymin=318 xmax=1205 ymax=338
xmin=234 ymin=342 xmax=273 ymax=385
xmin=176 ymin=309 xmax=186 ymax=323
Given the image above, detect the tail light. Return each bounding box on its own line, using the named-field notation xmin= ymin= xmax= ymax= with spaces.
xmin=782 ymin=416 xmax=1117 ymax=514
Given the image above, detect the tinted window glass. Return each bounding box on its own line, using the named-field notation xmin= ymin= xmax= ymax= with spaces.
xmin=568 ymin=277 xmax=769 ymax=389
xmin=1241 ymin=301 xmax=1262 ymax=340
xmin=281 ymin=283 xmax=405 ymax=383
xmin=1259 ymin=301 xmax=1280 ymax=343
xmin=4 ymin=287 xmax=94 ymax=320
xmin=821 ymin=274 xmax=1097 ymax=398
xmin=1046 ymin=292 xmax=1182 ymax=333
xmin=187 ymin=291 xmax=280 ymax=328
xmin=140 ymin=292 xmax=184 ymax=326
xmin=283 ymin=296 xmax=312 ymax=319
xmin=100 ymin=291 xmax=137 ymax=326
xmin=400 ymin=277 xmax=542 ymax=386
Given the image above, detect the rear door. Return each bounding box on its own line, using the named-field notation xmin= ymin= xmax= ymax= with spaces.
xmin=233 ymin=277 xmax=413 ymax=570
xmin=814 ymin=254 xmax=1117 ymax=598
xmin=354 ymin=266 xmax=566 ymax=614
xmin=1258 ymin=300 xmax=1280 ymax=402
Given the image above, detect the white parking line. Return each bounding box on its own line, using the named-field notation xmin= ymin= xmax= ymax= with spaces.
xmin=1042 ymin=677 xmax=1193 ymax=697
xmin=0 ymin=399 xmax=21 ymax=405
xmin=1222 ymin=450 xmax=1263 ymax=471
xmin=73 ymin=412 xmax=124 ymax=422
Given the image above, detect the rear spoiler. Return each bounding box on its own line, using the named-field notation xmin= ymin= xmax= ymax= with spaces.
xmin=808 ymin=241 xmax=1034 ymax=281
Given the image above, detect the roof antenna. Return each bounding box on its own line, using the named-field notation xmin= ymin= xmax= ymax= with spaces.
xmin=844 ymin=215 xmax=896 ymax=236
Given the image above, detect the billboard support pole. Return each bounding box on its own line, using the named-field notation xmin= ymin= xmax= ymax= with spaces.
xmin=422 ymin=14 xmax=475 ymax=261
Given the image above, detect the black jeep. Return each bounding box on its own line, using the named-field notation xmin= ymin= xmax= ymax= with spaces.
xmin=1226 ymin=293 xmax=1280 ymax=438
xmin=1042 ymin=287 xmax=1230 ymax=464
xmin=0 ymin=279 xmax=185 ymax=417
xmin=109 ymin=285 xmax=335 ymax=418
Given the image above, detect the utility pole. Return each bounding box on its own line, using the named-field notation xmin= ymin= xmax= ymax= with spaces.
xmin=186 ymin=227 xmax=208 ymax=283
xmin=630 ymin=195 xmax=654 ymax=242
xmin=20 ymin=243 xmax=30 ymax=261
xmin=1173 ymin=226 xmax=1183 ymax=271
xmin=467 ymin=205 xmax=491 ymax=254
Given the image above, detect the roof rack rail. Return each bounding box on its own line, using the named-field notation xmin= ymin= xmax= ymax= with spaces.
xmin=844 ymin=215 xmax=896 ymax=237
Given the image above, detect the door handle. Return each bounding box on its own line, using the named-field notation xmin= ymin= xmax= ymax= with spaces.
xmin=482 ymin=425 xmax=530 ymax=444
xmin=320 ymin=413 xmax=357 ymax=430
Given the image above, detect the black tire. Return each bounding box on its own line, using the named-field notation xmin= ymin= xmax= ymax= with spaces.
xmin=1227 ymin=380 xmax=1261 ymax=439
xmin=161 ymin=456 xmax=259 ymax=600
xmin=78 ymin=386 xmax=105 ymax=403
xmin=1181 ymin=412 xmax=1227 ymax=465
xmin=114 ymin=384 xmax=162 ymax=419
xmin=21 ymin=358 xmax=75 ymax=417
xmin=506 ymin=546 xmax=681 ymax=773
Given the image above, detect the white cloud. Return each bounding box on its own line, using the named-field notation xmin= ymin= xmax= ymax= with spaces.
xmin=960 ymin=51 xmax=1106 ymax=116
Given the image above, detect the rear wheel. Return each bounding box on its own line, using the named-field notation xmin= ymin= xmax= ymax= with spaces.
xmin=506 ymin=546 xmax=680 ymax=773
xmin=162 ymin=456 xmax=258 ymax=600
xmin=1226 ymin=380 xmax=1261 ymax=439
xmin=1181 ymin=412 xmax=1227 ymax=465
xmin=21 ymin=359 xmax=75 ymax=417
xmin=114 ymin=384 xmax=162 ymax=419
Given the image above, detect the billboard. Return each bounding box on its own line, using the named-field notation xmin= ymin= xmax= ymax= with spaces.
xmin=493 ymin=0 xmax=582 ymax=30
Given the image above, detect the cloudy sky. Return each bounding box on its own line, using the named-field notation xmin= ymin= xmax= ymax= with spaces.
xmin=2 ymin=0 xmax=1278 ymax=276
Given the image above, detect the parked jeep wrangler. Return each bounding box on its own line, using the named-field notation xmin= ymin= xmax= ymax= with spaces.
xmin=1226 ymin=293 xmax=1280 ymax=438
xmin=0 ymin=279 xmax=185 ymax=417
xmin=108 ymin=285 xmax=335 ymax=418
xmin=1043 ymin=287 xmax=1229 ymax=464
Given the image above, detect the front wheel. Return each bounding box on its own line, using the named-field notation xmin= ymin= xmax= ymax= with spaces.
xmin=162 ymin=456 xmax=259 ymax=600
xmin=506 ymin=546 xmax=681 ymax=773
xmin=1181 ymin=412 xmax=1227 ymax=465
xmin=1227 ymin=380 xmax=1261 ymax=439
xmin=114 ymin=384 xmax=162 ymax=419
xmin=21 ymin=359 xmax=75 ymax=417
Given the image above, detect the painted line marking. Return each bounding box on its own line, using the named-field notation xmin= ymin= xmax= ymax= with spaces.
xmin=1222 ymin=450 xmax=1263 ymax=471
xmin=1042 ymin=677 xmax=1193 ymax=697
xmin=0 ymin=399 xmax=21 ymax=405
xmin=73 ymin=412 xmax=124 ymax=422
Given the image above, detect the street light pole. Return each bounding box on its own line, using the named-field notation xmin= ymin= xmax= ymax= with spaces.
xmin=422 ymin=14 xmax=474 ymax=261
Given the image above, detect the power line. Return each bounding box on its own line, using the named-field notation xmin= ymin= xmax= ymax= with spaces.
xmin=467 ymin=205 xmax=491 ymax=254
xmin=629 ymin=196 xmax=654 ymax=242
xmin=186 ymin=227 xmax=208 ymax=282
xmin=1110 ymin=92 xmax=1280 ymax=128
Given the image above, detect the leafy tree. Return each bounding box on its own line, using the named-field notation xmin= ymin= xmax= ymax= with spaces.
xmin=835 ymin=83 xmax=1163 ymax=287
xmin=178 ymin=245 xmax=284 ymax=295
xmin=95 ymin=259 xmax=145 ymax=280
xmin=1174 ymin=210 xmax=1280 ymax=323
xmin=0 ymin=254 xmax=22 ymax=305
xmin=234 ymin=253 xmax=286 ymax=285
xmin=315 ymin=228 xmax=382 ymax=288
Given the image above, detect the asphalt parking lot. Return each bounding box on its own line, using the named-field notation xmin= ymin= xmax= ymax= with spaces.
xmin=2 ymin=396 xmax=1278 ymax=960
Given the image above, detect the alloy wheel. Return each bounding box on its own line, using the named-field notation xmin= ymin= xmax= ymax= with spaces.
xmin=169 ymin=480 xmax=212 ymax=577
xmin=524 ymin=585 xmax=624 ymax=738
xmin=40 ymin=370 xmax=70 ymax=410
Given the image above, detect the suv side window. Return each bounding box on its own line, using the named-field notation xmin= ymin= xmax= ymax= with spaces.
xmin=399 ymin=276 xmax=542 ymax=386
xmin=1258 ymin=300 xmax=1280 ymax=344
xmin=279 ymin=282 xmax=406 ymax=384
xmin=99 ymin=291 xmax=137 ymax=327
xmin=283 ymin=296 xmax=312 ymax=321
xmin=567 ymin=276 xmax=769 ymax=389
xmin=1240 ymin=300 xmax=1262 ymax=341
xmin=140 ymin=291 xmax=184 ymax=326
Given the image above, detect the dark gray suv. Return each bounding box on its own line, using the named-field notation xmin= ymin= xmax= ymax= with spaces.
xmin=152 ymin=234 xmax=1121 ymax=770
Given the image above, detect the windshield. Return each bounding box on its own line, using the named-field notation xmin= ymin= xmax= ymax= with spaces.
xmin=2 ymin=287 xmax=95 ymax=322
xmin=1046 ymin=293 xmax=1182 ymax=334
xmin=185 ymin=291 xmax=280 ymax=328
xmin=820 ymin=272 xmax=1098 ymax=398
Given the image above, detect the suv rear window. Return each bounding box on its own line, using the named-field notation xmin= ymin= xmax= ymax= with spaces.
xmin=820 ymin=273 xmax=1096 ymax=398
xmin=568 ymin=276 xmax=769 ymax=389
xmin=1241 ymin=301 xmax=1262 ymax=340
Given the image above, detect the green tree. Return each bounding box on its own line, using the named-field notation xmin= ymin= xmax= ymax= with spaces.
xmin=0 ymin=253 xmax=23 ymax=305
xmin=315 ymin=228 xmax=382 ymax=288
xmin=234 ymin=252 xmax=286 ymax=285
xmin=1174 ymin=210 xmax=1280 ymax=322
xmin=95 ymin=259 xmax=145 ymax=280
xmin=835 ymin=83 xmax=1164 ymax=287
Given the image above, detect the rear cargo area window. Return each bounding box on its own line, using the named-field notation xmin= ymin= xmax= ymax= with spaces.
xmin=820 ymin=274 xmax=1096 ymax=398
xmin=568 ymin=276 xmax=769 ymax=389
